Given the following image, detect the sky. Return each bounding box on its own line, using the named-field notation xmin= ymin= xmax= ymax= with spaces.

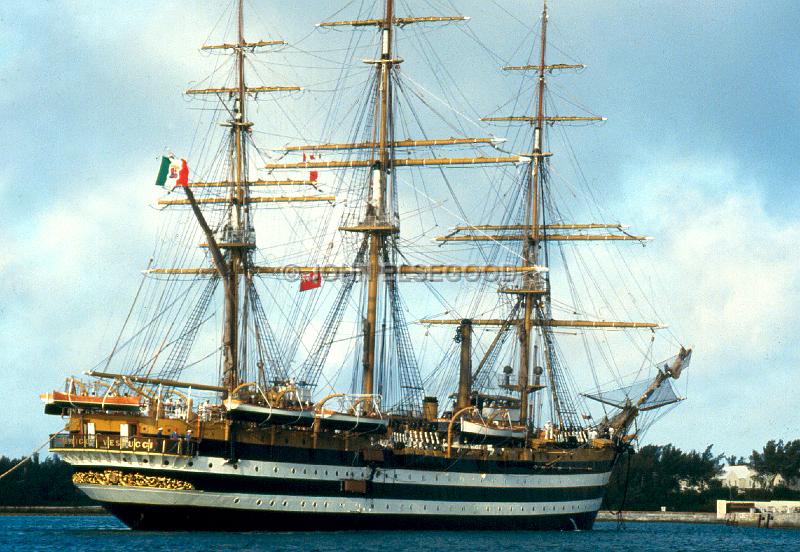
xmin=1 ymin=0 xmax=799 ymax=459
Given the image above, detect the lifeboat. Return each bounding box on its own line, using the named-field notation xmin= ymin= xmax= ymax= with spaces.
xmin=223 ymin=399 xmax=315 ymax=427
xmin=315 ymin=409 xmax=389 ymax=433
xmin=40 ymin=391 xmax=141 ymax=415
xmin=460 ymin=419 xmax=527 ymax=444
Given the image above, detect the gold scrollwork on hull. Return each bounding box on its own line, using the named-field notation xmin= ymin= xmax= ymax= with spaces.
xmin=72 ymin=469 xmax=194 ymax=491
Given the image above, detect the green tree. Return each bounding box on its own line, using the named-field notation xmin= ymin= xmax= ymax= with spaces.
xmin=751 ymin=439 xmax=800 ymax=488
xmin=0 ymin=454 xmax=93 ymax=506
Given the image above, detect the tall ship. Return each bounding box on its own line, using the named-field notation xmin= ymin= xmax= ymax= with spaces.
xmin=42 ymin=0 xmax=692 ymax=531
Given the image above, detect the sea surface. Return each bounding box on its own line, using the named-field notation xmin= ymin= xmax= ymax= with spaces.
xmin=1 ymin=515 xmax=798 ymax=552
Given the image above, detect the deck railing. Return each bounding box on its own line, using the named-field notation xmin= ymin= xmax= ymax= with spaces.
xmin=49 ymin=432 xmax=196 ymax=456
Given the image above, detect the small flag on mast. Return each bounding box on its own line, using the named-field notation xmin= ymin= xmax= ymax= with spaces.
xmin=155 ymin=156 xmax=189 ymax=190
xmin=299 ymin=271 xmax=322 ymax=292
xmin=303 ymin=152 xmax=319 ymax=183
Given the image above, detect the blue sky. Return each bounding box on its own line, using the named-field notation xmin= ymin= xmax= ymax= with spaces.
xmin=1 ymin=1 xmax=799 ymax=458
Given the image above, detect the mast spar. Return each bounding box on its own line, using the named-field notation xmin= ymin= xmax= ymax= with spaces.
xmin=220 ymin=0 xmax=250 ymax=393
xmin=361 ymin=0 xmax=395 ymax=398
xmin=518 ymin=1 xmax=550 ymax=427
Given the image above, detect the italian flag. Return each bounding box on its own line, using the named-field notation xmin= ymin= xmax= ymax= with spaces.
xmin=155 ymin=156 xmax=189 ymax=189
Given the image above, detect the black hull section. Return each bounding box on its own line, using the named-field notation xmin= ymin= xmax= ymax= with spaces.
xmin=105 ymin=502 xmax=597 ymax=532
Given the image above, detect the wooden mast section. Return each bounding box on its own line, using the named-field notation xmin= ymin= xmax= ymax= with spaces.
xmin=362 ymin=0 xmax=395 ymax=398
xmin=516 ymin=1 xmax=550 ymax=427
xmin=218 ymin=0 xmax=249 ymax=393
xmin=181 ymin=1 xmax=302 ymax=394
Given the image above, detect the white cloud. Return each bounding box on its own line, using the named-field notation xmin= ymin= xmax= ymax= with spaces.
xmin=617 ymin=156 xmax=800 ymax=453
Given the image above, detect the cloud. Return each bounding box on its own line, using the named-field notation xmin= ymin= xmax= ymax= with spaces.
xmin=0 ymin=172 xmax=161 ymax=455
xmin=617 ymin=155 xmax=800 ymax=453
xmin=627 ymin=157 xmax=798 ymax=361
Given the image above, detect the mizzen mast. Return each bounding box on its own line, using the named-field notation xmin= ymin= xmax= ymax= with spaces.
xmin=177 ymin=0 xmax=303 ymax=395
xmin=221 ymin=0 xmax=249 ymax=393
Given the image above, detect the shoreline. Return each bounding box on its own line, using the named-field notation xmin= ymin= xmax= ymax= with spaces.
xmin=596 ymin=511 xmax=718 ymax=524
xmin=3 ymin=507 xmax=716 ymax=521
xmin=4 ymin=507 xmax=796 ymax=528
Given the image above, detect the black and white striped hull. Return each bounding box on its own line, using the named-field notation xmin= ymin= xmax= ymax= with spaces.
xmin=60 ymin=444 xmax=614 ymax=531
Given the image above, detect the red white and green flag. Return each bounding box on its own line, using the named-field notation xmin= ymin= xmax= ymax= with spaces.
xmin=155 ymin=156 xmax=189 ymax=190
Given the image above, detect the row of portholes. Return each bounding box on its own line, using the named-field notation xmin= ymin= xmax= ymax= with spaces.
xmin=228 ymin=495 xmax=579 ymax=515
xmin=235 ymin=497 xmax=348 ymax=510
xmin=271 ymin=466 xmax=348 ymax=478
xmin=201 ymin=462 xmax=569 ymax=492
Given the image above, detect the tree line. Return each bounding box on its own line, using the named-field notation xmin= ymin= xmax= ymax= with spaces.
xmin=604 ymin=439 xmax=800 ymax=512
xmin=2 ymin=440 xmax=800 ymax=509
xmin=0 ymin=454 xmax=92 ymax=506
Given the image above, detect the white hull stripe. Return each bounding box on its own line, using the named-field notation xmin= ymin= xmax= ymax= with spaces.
xmin=79 ymin=484 xmax=604 ymax=517
xmin=61 ymin=451 xmax=612 ymax=489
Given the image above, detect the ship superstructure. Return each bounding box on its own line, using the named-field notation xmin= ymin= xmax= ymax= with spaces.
xmin=43 ymin=0 xmax=692 ymax=531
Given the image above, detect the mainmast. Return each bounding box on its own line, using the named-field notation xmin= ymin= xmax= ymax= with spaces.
xmin=517 ymin=1 xmax=550 ymax=427
xmin=361 ymin=0 xmax=395 ymax=397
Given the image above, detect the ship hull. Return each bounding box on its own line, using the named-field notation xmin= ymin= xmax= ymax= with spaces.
xmin=102 ymin=500 xmax=599 ymax=531
xmin=59 ymin=439 xmax=614 ymax=532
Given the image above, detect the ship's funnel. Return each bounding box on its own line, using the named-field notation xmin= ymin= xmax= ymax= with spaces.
xmin=423 ymin=396 xmax=439 ymax=421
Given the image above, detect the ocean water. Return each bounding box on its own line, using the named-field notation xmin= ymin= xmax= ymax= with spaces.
xmin=1 ymin=516 xmax=798 ymax=552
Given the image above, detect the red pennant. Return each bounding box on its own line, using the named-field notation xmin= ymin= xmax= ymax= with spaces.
xmin=308 ymin=153 xmax=318 ymax=182
xmin=299 ymin=271 xmax=322 ymax=292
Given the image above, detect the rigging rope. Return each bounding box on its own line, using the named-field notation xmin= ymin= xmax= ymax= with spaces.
xmin=0 ymin=428 xmax=67 ymax=483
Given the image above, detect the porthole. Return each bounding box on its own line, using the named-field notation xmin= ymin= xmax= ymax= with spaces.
xmin=233 ymin=498 xmax=240 ymax=504
xmin=312 ymin=502 xmax=317 ymax=508
xmin=255 ymin=466 xmax=259 ymax=472
xmin=335 ymin=471 xmax=339 ymax=476
xmin=233 ymin=464 xmax=238 ymax=470
xmin=291 ymin=468 xmax=296 ymax=474
xmin=163 ymin=460 xmax=169 ymax=466
xmin=208 ymin=463 xmax=213 ymax=468
xmin=270 ymin=500 xmax=275 ymax=506
xmin=188 ymin=461 xmax=193 ymax=467
xmin=274 ymin=467 xmax=279 ymax=473
xmin=386 ymin=504 xmax=390 ymax=510
xmin=282 ymin=500 xmax=288 ymax=507
xmin=301 ymin=501 xmax=306 ymax=507
xmin=143 ymin=459 xmax=148 ymax=464
xmin=257 ymin=499 xmax=262 ymax=506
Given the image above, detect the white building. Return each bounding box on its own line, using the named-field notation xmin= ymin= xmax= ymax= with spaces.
xmin=718 ymin=465 xmax=793 ymax=490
